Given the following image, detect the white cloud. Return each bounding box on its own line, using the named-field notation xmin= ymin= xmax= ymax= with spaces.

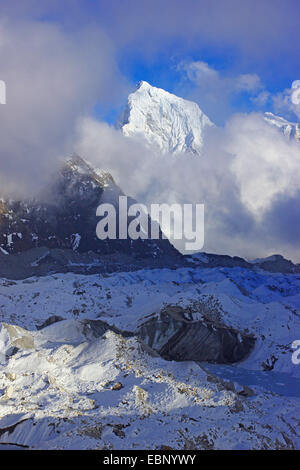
xmin=273 ymin=80 xmax=300 ymax=121
xmin=225 ymin=113 xmax=300 ymax=215
xmin=75 ymin=110 xmax=300 ymax=262
xmin=182 ymin=61 xmax=219 ymax=82
xmin=0 ymin=18 xmax=128 ymax=197
xmin=0 ymin=7 xmax=298 ymax=262
xmin=181 ymin=61 xmax=262 ymax=93
xmin=235 ymin=74 xmax=262 ymax=92
xmin=251 ymin=90 xmax=271 ymax=107
xmin=177 ymin=61 xmax=263 ymax=122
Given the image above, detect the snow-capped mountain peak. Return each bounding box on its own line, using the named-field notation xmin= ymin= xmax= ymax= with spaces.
xmin=65 ymin=154 xmax=114 ymax=188
xmin=117 ymin=81 xmax=214 ymax=156
xmin=264 ymin=112 xmax=300 ymax=141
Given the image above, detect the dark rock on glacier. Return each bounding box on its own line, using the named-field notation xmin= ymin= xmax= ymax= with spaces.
xmin=35 ymin=311 xmax=255 ymax=365
xmin=36 ymin=315 xmax=65 ymax=330
xmin=139 ymin=306 xmax=255 ymax=364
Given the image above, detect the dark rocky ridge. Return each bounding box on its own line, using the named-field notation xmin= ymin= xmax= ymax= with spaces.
xmin=251 ymin=255 xmax=299 ymax=273
xmin=0 ymin=156 xmax=298 ymax=278
xmin=0 ymin=156 xmax=180 ymax=261
xmin=0 ymin=245 xmax=299 ymax=281
xmin=0 ymin=246 xmax=183 ymax=280
xmin=186 ymin=252 xmax=300 ymax=274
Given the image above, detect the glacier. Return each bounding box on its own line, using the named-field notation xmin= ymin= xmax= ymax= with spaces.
xmin=0 ymin=263 xmax=299 ymax=449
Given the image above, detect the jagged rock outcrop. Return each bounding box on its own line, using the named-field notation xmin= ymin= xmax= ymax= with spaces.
xmin=0 ymin=156 xmax=180 ymax=260
xmin=139 ymin=306 xmax=255 ymax=364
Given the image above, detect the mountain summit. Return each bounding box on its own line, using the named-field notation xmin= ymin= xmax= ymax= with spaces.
xmin=264 ymin=112 xmax=300 ymax=141
xmin=118 ymin=82 xmax=300 ymax=156
xmin=117 ymin=81 xmax=214 ymax=155
xmin=0 ymin=155 xmax=179 ymax=260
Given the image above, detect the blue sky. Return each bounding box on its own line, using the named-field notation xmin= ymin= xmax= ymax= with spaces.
xmin=100 ymin=43 xmax=298 ymax=125
xmin=2 ymin=0 xmax=299 ymax=125
xmin=87 ymin=0 xmax=300 ymax=124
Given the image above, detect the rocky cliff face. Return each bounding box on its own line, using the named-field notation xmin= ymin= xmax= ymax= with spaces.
xmin=0 ymin=156 xmax=180 ymax=260
xmin=139 ymin=306 xmax=255 ymax=364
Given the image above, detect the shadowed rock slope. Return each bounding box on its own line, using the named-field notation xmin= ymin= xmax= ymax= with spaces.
xmin=0 ymin=156 xmax=180 ymax=261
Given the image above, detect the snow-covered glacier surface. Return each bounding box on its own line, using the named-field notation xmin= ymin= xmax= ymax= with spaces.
xmin=0 ymin=264 xmax=299 ymax=449
xmin=118 ymin=81 xmax=214 ymax=155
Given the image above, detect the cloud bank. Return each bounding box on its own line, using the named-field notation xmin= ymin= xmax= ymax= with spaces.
xmin=0 ymin=18 xmax=128 ymax=196
xmin=74 ymin=108 xmax=300 ymax=262
xmin=0 ymin=2 xmax=298 ymax=262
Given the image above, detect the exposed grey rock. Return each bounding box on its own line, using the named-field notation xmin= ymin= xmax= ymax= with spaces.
xmin=36 ymin=315 xmax=65 ymax=330
xmin=254 ymin=255 xmax=299 ymax=273
xmin=0 ymin=414 xmax=31 ymax=439
xmin=0 ymin=246 xmax=183 ymax=280
xmin=0 ymin=156 xmax=180 ymax=261
xmin=112 ymin=382 xmax=123 ymax=391
xmin=187 ymin=252 xmax=300 ymax=273
xmin=139 ymin=306 xmax=255 ymax=364
xmin=237 ymin=385 xmax=255 ymax=397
